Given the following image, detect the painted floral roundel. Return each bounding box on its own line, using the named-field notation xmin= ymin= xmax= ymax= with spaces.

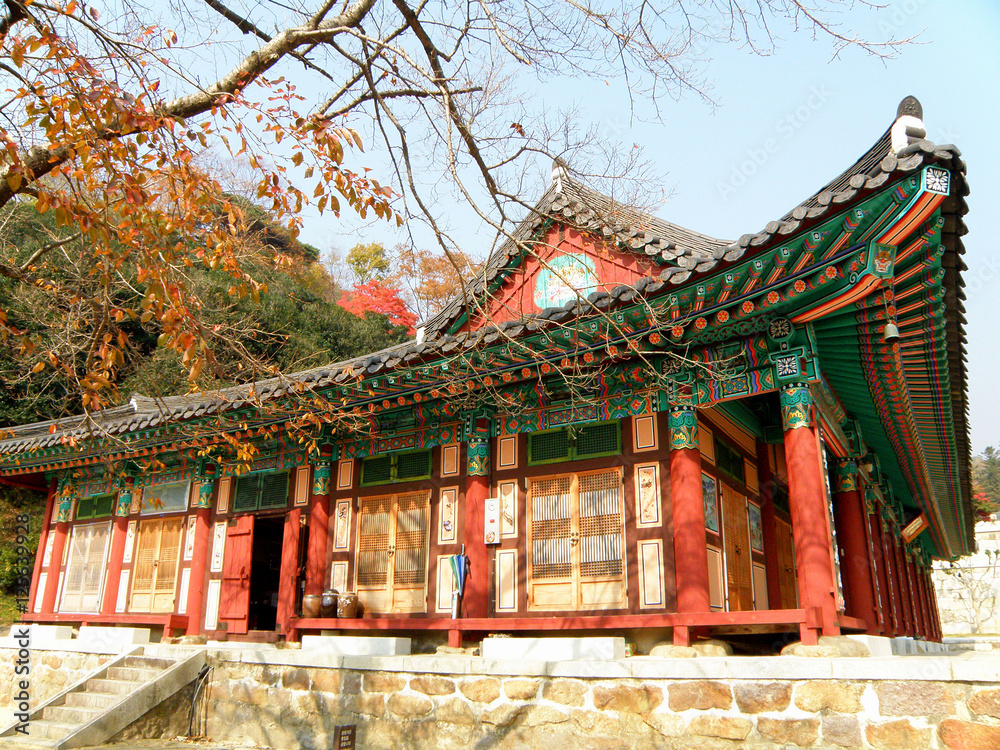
xmin=533 ymin=253 xmax=599 ymax=309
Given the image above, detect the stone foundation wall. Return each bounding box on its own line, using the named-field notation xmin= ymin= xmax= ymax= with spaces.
xmin=0 ymin=648 xmax=115 ymax=726
xmin=195 ymin=652 xmax=1000 ymax=750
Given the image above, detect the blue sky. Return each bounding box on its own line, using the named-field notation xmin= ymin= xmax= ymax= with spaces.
xmin=298 ymin=1 xmax=1000 ymax=455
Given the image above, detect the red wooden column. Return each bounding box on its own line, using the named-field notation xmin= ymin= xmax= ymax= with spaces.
xmin=756 ymin=441 xmax=783 ymax=609
xmin=185 ymin=479 xmax=215 ymax=634
xmin=918 ymin=555 xmax=934 ymax=640
xmin=864 ymin=494 xmax=890 ymax=636
xmin=27 ymin=478 xmax=58 ymax=613
xmin=832 ymin=460 xmax=879 ymax=633
xmin=927 ymin=565 xmax=943 ymax=641
xmin=668 ymin=408 xmax=711 ymax=646
xmin=880 ymin=515 xmax=901 ymax=636
xmin=463 ymin=416 xmax=491 ymax=620
xmin=101 ymin=480 xmax=135 ymax=615
xmin=780 ymin=385 xmax=839 ymax=642
xmin=304 ymin=456 xmax=333 ymax=598
xmin=40 ymin=485 xmax=73 ymax=615
xmin=890 ymin=531 xmax=913 ymax=636
xmin=277 ymin=508 xmax=303 ymax=638
xmin=905 ymin=548 xmax=925 ymax=638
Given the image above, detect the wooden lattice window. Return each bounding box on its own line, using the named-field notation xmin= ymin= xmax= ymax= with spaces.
xmin=714 ymin=437 xmax=745 ymax=484
xmin=59 ymin=521 xmax=111 ymax=613
xmin=75 ymin=494 xmax=114 ymax=521
xmin=526 ymin=467 xmax=626 ymax=611
xmin=355 ymin=490 xmax=430 ymax=614
xmin=140 ymin=481 xmax=190 ymax=515
xmin=129 ymin=517 xmax=184 ymax=613
xmin=232 ymin=472 xmax=289 ymax=513
xmin=527 ymin=421 xmax=621 ymax=466
xmin=360 ymin=450 xmax=431 ymax=486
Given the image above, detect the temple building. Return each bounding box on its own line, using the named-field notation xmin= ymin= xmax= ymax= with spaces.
xmin=0 ymin=96 xmax=971 ymax=650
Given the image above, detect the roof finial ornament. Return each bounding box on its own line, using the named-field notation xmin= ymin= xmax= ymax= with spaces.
xmin=552 ymin=156 xmax=569 ymax=193
xmin=891 ymin=95 xmax=927 ymax=154
xmin=896 ymin=95 xmax=923 ymax=120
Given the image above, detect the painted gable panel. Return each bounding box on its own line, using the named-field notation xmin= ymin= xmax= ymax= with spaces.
xmin=468 ymin=225 xmax=660 ymax=330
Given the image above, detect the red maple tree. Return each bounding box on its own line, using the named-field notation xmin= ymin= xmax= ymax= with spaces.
xmin=338 ymin=281 xmax=417 ymax=333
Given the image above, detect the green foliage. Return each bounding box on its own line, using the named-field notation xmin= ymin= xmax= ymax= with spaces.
xmin=973 ymin=447 xmax=1000 ymax=516
xmin=346 ymin=242 xmax=390 ymax=284
xmin=0 ymin=485 xmax=45 ymax=601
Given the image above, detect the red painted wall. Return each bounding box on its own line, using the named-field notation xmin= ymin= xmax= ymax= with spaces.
xmin=467 ymin=226 xmax=660 ymax=330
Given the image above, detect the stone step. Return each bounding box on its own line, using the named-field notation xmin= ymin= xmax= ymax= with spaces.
xmin=40 ymin=704 xmax=103 ymax=725
xmin=0 ymin=735 xmax=57 ymax=749
xmin=62 ymin=690 xmax=121 ymax=710
xmin=120 ymin=655 xmax=177 ymax=671
xmin=15 ymin=719 xmax=75 ymax=741
xmin=85 ymin=677 xmax=141 ymax=695
xmin=105 ymin=665 xmax=161 ymax=683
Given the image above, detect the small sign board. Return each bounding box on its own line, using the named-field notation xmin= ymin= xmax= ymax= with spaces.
xmin=484 ymin=497 xmax=501 ymax=544
xmin=333 ymin=724 xmax=356 ymax=750
xmin=901 ymin=513 xmax=929 ymax=544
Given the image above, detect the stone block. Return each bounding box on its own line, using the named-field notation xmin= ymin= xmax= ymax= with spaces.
xmin=281 ymin=667 xmax=311 ymax=691
xmin=845 ymin=634 xmax=893 ymax=657
xmin=481 ymin=703 xmax=523 ymax=727
xmin=521 ymin=705 xmax=570 ymax=727
xmin=592 ymin=683 xmax=663 ymax=713
xmin=969 ymin=688 xmax=1000 ymax=718
xmin=667 ymin=681 xmax=733 ymax=711
xmin=794 ymin=680 xmax=865 ymax=713
xmin=436 ymin=697 xmax=476 ymax=726
xmin=386 ymin=692 xmax=433 ymax=718
xmin=344 ymin=692 xmax=385 ymax=717
xmin=542 ymin=679 xmax=588 ymax=707
xmin=300 ymin=635 xmax=411 ymax=655
xmin=648 ymin=643 xmax=698 ymax=658
xmin=733 ymin=682 xmax=792 ymax=713
xmin=503 ymin=678 xmax=540 ymax=701
xmin=409 ymin=675 xmax=455 ymax=695
xmin=692 ymin=639 xmax=734 ymax=657
xmin=687 ymin=715 xmax=752 ymax=741
xmin=645 ymin=713 xmax=686 ymax=739
xmin=865 ymin=719 xmax=932 ymax=749
xmin=877 ymin=680 xmax=955 ymax=716
xmin=459 ymin=676 xmax=501 ymax=703
xmin=757 ymin=718 xmax=819 ymax=747
xmin=822 ymin=716 xmax=862 ymax=748
xmin=481 ymin=636 xmax=625 ymax=661
xmin=363 ymin=671 xmax=407 ymax=694
xmin=77 ymin=625 xmax=150 ymax=650
xmin=8 ymin=624 xmax=73 ymax=644
xmin=938 ymin=719 xmax=1000 ymax=750
xmin=311 ymin=668 xmax=342 ymax=694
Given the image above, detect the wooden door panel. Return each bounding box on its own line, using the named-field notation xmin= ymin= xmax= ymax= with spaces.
xmin=775 ymin=518 xmax=797 ymax=608
xmin=722 ymin=485 xmax=752 ymax=611
xmin=527 ymin=469 xmax=625 ymax=612
xmin=219 ymin=515 xmax=254 ymax=632
xmin=152 ymin=518 xmax=183 ymax=613
xmin=528 ymin=476 xmax=574 ymax=610
xmin=391 ymin=492 xmax=430 ymax=613
xmin=130 ymin=519 xmax=161 ymax=612
xmin=356 ymin=492 xmax=430 ymax=614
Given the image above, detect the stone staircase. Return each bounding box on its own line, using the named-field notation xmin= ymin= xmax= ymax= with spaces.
xmin=0 ymin=648 xmax=206 ymax=749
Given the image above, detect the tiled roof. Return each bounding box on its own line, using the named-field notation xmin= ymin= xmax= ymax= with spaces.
xmin=0 ymin=97 xmax=969 ymax=471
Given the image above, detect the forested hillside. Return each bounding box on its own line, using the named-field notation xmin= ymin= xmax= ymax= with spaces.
xmin=0 ymin=198 xmax=422 ymax=613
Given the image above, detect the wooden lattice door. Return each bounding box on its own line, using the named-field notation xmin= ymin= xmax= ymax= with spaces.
xmin=721 ymin=485 xmax=753 ymax=611
xmin=527 ymin=468 xmax=626 ymax=611
xmin=60 ymin=521 xmax=111 ymax=613
xmin=775 ymin=517 xmax=798 ymax=608
xmin=355 ymin=491 xmax=430 ymax=614
xmin=129 ymin=517 xmax=183 ymax=613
